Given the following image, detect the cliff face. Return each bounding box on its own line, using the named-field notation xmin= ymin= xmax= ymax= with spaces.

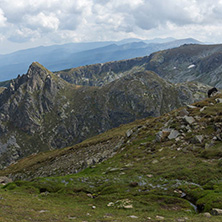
xmin=0 ymin=62 xmax=65 ymax=134
xmin=0 ymin=62 xmax=210 ymax=168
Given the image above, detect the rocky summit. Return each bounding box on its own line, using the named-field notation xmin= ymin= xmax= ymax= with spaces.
xmin=0 ymin=61 xmax=210 ymax=168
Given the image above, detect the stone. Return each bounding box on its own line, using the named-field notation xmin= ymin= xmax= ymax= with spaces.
xmin=109 ymin=168 xmax=120 ymax=172
xmin=179 ymin=108 xmax=189 ymax=117
xmin=215 ymin=98 xmax=222 ymax=103
xmin=124 ymin=205 xmax=133 ymax=209
xmin=187 ymin=105 xmax=197 ymax=109
xmin=146 ymin=174 xmax=153 ymax=178
xmin=0 ymin=176 xmax=12 ymax=184
xmin=126 ymin=129 xmax=133 ymax=138
xmin=152 ymin=159 xmax=159 ymax=164
xmin=168 ymin=129 xmax=180 ymax=140
xmin=200 ymin=106 xmax=207 ymax=112
xmin=68 ymin=216 xmax=77 ymax=220
xmin=184 ymin=115 xmax=195 ymax=125
xmin=107 ymin=202 xmax=114 ymax=207
xmin=128 ymin=215 xmax=138 ymax=219
xmin=192 ymin=135 xmax=204 ymax=144
xmin=156 ymin=129 xmax=171 ymax=142
xmin=39 ymin=210 xmax=49 ymax=213
xmin=211 ymin=208 xmax=222 ymax=215
xmin=203 ymin=212 xmax=211 ymax=218
xmin=86 ymin=193 xmax=93 ymax=198
xmin=156 ymin=215 xmax=165 ymax=220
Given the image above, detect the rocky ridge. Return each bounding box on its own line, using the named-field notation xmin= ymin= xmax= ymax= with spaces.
xmin=56 ymin=44 xmax=222 ymax=88
xmin=0 ymin=62 xmax=211 ymax=168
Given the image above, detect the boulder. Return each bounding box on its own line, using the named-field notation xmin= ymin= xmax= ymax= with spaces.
xmin=215 ymin=98 xmax=222 ymax=103
xmin=179 ymin=108 xmax=189 ymax=117
xmin=183 ymin=115 xmax=195 ymax=125
xmin=156 ymin=129 xmax=171 ymax=142
xmin=0 ymin=176 xmax=12 ymax=184
xmin=168 ymin=129 xmax=180 ymax=140
xmin=126 ymin=129 xmax=133 ymax=138
xmin=211 ymin=208 xmax=222 ymax=215
xmin=203 ymin=212 xmax=211 ymax=218
xmin=156 ymin=215 xmax=165 ymax=220
xmin=192 ymin=135 xmax=204 ymax=144
xmin=200 ymin=106 xmax=207 ymax=112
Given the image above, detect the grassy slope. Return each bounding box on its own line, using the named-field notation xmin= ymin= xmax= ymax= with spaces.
xmin=1 ymin=95 xmax=222 ymax=221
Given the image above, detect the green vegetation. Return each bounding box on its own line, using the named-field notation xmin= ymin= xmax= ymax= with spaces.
xmin=1 ymin=94 xmax=222 ymax=221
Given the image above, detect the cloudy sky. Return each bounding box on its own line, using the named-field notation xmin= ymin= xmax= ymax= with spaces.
xmin=0 ymin=0 xmax=222 ymax=54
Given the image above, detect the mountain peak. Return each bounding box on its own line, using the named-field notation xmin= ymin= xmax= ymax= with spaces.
xmin=29 ymin=61 xmax=51 ymax=72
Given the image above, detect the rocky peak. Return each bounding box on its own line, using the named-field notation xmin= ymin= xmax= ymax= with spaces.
xmin=0 ymin=62 xmax=66 ymax=135
xmin=26 ymin=62 xmax=52 ymax=91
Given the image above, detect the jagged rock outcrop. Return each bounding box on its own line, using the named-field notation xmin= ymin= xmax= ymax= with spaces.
xmin=0 ymin=63 xmax=211 ymax=168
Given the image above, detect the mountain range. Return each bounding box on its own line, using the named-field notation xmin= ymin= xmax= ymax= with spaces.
xmin=1 ymin=42 xmax=222 ymax=169
xmin=0 ymin=42 xmax=222 ymax=221
xmin=0 ymin=38 xmax=199 ymax=81
xmin=0 ymin=61 xmax=209 ymax=169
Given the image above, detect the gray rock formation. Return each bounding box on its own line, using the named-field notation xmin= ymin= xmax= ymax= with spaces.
xmin=0 ymin=62 xmax=211 ymax=168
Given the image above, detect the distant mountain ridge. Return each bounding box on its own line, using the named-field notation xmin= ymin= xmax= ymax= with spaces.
xmin=0 ymin=38 xmax=199 ymax=81
xmin=56 ymin=43 xmax=222 ymax=88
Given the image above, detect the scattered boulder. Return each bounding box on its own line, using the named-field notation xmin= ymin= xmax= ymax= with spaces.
xmin=156 ymin=128 xmax=180 ymax=142
xmin=107 ymin=199 xmax=134 ymax=209
xmin=200 ymin=106 xmax=207 ymax=112
xmin=152 ymin=159 xmax=159 ymax=164
xmin=124 ymin=205 xmax=133 ymax=209
xmin=168 ymin=129 xmax=180 ymax=140
xmin=156 ymin=129 xmax=171 ymax=142
xmin=183 ymin=115 xmax=195 ymax=125
xmin=0 ymin=176 xmax=12 ymax=185
xmin=179 ymin=108 xmax=189 ymax=117
xmin=156 ymin=215 xmax=165 ymax=220
xmin=146 ymin=174 xmax=153 ymax=178
xmin=128 ymin=215 xmax=138 ymax=219
xmin=107 ymin=202 xmax=114 ymax=207
xmin=126 ymin=129 xmax=134 ymax=138
xmin=211 ymin=208 xmax=222 ymax=215
xmin=192 ymin=135 xmax=204 ymax=144
xmin=203 ymin=212 xmax=211 ymax=218
xmin=215 ymin=98 xmax=222 ymax=103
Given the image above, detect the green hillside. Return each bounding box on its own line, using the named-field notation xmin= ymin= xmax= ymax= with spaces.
xmin=0 ymin=94 xmax=222 ymax=221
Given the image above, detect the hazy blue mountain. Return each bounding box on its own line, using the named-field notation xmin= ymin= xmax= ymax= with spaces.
xmin=0 ymin=38 xmax=200 ymax=81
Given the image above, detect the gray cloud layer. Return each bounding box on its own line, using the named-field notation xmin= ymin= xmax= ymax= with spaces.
xmin=0 ymin=0 xmax=222 ymax=52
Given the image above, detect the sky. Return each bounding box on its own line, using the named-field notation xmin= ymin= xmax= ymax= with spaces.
xmin=0 ymin=0 xmax=222 ymax=54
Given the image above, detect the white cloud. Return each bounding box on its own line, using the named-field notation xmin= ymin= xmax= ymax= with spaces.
xmin=0 ymin=0 xmax=222 ymax=52
xmin=0 ymin=8 xmax=6 ymax=27
xmin=25 ymin=12 xmax=60 ymax=31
